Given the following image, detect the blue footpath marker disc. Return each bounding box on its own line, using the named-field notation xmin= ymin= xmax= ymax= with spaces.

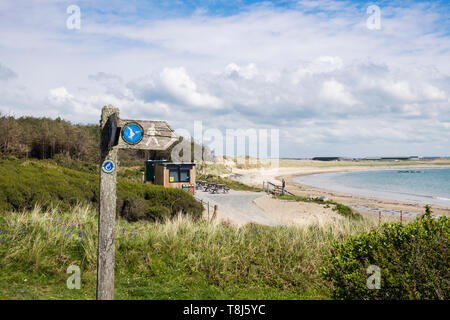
xmin=121 ymin=122 xmax=144 ymax=145
xmin=102 ymin=159 xmax=116 ymax=174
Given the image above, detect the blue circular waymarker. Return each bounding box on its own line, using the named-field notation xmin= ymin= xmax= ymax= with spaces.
xmin=121 ymin=122 xmax=144 ymax=145
xmin=102 ymin=159 xmax=116 ymax=174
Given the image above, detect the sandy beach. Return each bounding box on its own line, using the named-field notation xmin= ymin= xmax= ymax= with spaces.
xmin=229 ymin=162 xmax=450 ymax=221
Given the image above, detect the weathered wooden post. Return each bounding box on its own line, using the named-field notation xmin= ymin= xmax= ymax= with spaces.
xmin=378 ymin=211 xmax=381 ymax=226
xmin=96 ymin=105 xmax=178 ymax=300
xmin=97 ymin=105 xmax=119 ymax=300
xmin=212 ymin=205 xmax=218 ymax=221
xmin=400 ymin=210 xmax=403 ymax=223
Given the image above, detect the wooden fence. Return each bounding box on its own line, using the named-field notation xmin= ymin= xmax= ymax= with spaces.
xmin=194 ymin=196 xmax=218 ymax=221
xmin=263 ymin=181 xmax=294 ymax=196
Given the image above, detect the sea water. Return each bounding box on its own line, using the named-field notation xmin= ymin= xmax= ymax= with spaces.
xmin=294 ymin=168 xmax=450 ymax=207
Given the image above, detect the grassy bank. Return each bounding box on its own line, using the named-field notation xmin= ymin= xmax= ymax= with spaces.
xmin=275 ymin=194 xmax=362 ymax=219
xmin=198 ymin=174 xmax=262 ymax=192
xmin=0 ymin=205 xmax=377 ymax=299
xmin=0 ymin=157 xmax=202 ymax=221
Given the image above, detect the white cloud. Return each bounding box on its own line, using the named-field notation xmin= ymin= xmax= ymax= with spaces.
xmin=225 ymin=62 xmax=259 ymax=80
xmin=0 ymin=1 xmax=449 ymax=156
xmin=160 ymin=67 xmax=223 ymax=109
xmin=382 ymin=80 xmax=416 ymax=101
xmin=293 ymin=56 xmax=344 ymax=83
xmin=422 ymin=84 xmax=446 ymax=101
xmin=48 ymin=87 xmax=74 ymax=103
xmin=320 ymin=80 xmax=358 ymax=106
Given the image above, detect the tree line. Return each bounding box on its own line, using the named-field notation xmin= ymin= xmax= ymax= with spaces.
xmin=0 ymin=114 xmax=99 ymax=162
xmin=0 ymin=114 xmax=212 ymax=164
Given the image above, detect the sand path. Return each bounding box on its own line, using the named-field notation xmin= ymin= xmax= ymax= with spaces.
xmin=194 ymin=188 xmax=339 ymax=226
xmin=194 ymin=189 xmax=275 ymax=226
xmin=195 ymin=186 xmax=342 ymax=226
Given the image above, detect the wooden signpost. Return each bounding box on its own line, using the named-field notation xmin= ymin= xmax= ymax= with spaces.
xmin=97 ymin=105 xmax=178 ymax=300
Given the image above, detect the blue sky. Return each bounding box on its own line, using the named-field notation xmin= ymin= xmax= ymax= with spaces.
xmin=0 ymin=0 xmax=449 ymax=158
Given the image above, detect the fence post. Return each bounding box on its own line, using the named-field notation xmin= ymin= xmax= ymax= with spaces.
xmin=400 ymin=210 xmax=403 ymax=223
xmin=97 ymin=105 xmax=119 ymax=300
xmin=212 ymin=205 xmax=218 ymax=221
xmin=378 ymin=211 xmax=381 ymax=226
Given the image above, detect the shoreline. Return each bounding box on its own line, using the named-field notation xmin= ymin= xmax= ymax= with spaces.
xmin=231 ymin=164 xmax=450 ymax=220
xmin=293 ymin=168 xmax=450 ymax=207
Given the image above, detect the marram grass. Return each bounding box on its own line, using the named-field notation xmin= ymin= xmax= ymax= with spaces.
xmin=0 ymin=204 xmax=378 ymax=300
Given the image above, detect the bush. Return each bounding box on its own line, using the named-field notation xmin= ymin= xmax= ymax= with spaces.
xmin=117 ymin=197 xmax=149 ymax=221
xmin=322 ymin=209 xmax=449 ymax=299
xmin=0 ymin=158 xmax=203 ymax=222
xmin=276 ymin=194 xmax=362 ymax=219
xmin=147 ymin=205 xmax=171 ymax=222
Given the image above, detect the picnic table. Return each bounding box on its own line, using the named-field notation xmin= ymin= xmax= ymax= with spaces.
xmin=195 ymin=180 xmax=207 ymax=191
xmin=216 ymin=184 xmax=230 ymax=193
xmin=196 ymin=181 xmax=231 ymax=194
xmin=209 ymin=183 xmax=230 ymax=194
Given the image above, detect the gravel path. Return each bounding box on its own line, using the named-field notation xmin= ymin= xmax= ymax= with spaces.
xmin=194 ymin=189 xmax=277 ymax=226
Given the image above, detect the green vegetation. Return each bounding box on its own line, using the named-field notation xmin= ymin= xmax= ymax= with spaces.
xmin=0 ymin=115 xmax=99 ymax=161
xmin=322 ymin=206 xmax=449 ymax=300
xmin=196 ymin=162 xmax=262 ymax=191
xmin=0 ymin=193 xmax=446 ymax=300
xmin=196 ymin=162 xmax=231 ymax=176
xmin=0 ymin=114 xmax=209 ymax=166
xmin=0 ymin=157 xmax=202 ymax=222
xmin=198 ymin=174 xmax=262 ymax=192
xmin=117 ymin=166 xmax=146 ymax=182
xmin=276 ymin=194 xmax=362 ymax=219
xmin=0 ymin=205 xmax=377 ymax=299
xmin=0 ymin=115 xmax=448 ymax=300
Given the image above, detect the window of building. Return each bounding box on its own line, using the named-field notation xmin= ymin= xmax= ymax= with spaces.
xmin=169 ymin=169 xmax=179 ymax=183
xmin=168 ymin=166 xmax=192 ymax=183
xmin=179 ymin=169 xmax=190 ymax=182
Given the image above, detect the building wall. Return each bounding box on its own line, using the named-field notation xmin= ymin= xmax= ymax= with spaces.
xmin=154 ymin=164 xmax=195 ymax=189
xmin=154 ymin=165 xmax=166 ymax=186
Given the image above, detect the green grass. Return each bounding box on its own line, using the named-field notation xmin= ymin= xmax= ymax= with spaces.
xmin=0 ymin=205 xmax=377 ymax=299
xmin=275 ymin=194 xmax=362 ymax=219
xmin=198 ymin=174 xmax=262 ymax=192
xmin=0 ymin=157 xmax=202 ymax=220
xmin=196 ymin=163 xmax=232 ymax=176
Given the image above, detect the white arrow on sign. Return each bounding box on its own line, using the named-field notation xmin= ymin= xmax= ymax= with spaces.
xmin=117 ymin=119 xmax=178 ymax=151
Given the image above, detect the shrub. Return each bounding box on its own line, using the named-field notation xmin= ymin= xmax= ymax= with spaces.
xmin=322 ymin=209 xmax=449 ymax=300
xmin=0 ymin=158 xmax=203 ymax=221
xmin=276 ymin=194 xmax=362 ymax=219
xmin=117 ymin=197 xmax=149 ymax=221
xmin=330 ymin=202 xmax=360 ymax=219
xmin=147 ymin=205 xmax=171 ymax=222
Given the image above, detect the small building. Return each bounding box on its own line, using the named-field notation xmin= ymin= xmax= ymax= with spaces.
xmin=145 ymin=160 xmax=196 ymax=194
